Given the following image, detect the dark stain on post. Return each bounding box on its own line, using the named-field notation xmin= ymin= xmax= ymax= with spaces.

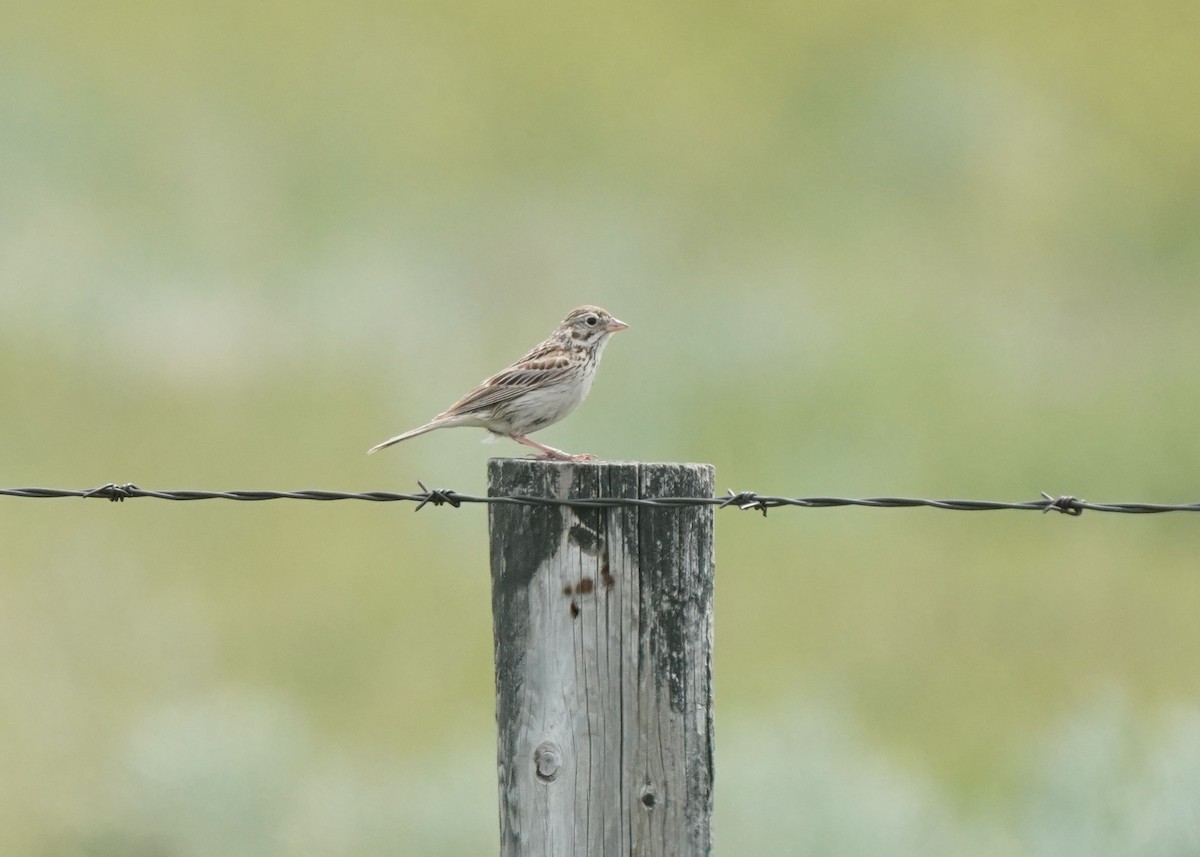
xmin=568 ymin=521 xmax=600 ymax=553
xmin=489 ymin=459 xmax=566 ymax=593
xmin=640 ymin=463 xmax=715 ymax=715
xmin=600 ymin=554 xmax=614 ymax=589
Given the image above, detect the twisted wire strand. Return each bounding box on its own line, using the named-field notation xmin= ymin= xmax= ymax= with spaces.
xmin=3 ymin=484 xmax=1200 ymax=516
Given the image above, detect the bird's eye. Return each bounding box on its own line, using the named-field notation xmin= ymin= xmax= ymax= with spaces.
xmin=586 ymin=315 xmax=598 ymax=326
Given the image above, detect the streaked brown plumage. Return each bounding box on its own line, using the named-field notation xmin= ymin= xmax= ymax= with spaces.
xmin=368 ymin=305 xmax=627 ymax=461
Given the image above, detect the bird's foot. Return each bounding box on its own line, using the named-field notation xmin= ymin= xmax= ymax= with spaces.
xmin=532 ymin=451 xmax=596 ymax=462
xmin=512 ymin=435 xmax=595 ymax=462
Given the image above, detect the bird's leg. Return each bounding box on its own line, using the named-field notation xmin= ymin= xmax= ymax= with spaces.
xmin=511 ymin=435 xmax=596 ymax=462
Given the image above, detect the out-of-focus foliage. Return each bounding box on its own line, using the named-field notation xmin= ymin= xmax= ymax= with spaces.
xmin=3 ymin=1 xmax=1200 ymax=852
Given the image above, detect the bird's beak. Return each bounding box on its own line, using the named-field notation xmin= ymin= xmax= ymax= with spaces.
xmin=606 ymin=317 xmax=628 ymax=333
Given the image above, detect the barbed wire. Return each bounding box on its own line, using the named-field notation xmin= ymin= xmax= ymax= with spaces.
xmin=3 ymin=483 xmax=1200 ymax=516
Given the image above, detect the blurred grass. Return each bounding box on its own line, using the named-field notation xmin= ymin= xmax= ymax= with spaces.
xmin=4 ymin=0 xmax=1200 ymax=852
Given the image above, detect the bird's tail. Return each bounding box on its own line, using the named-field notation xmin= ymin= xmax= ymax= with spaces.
xmin=366 ymin=422 xmax=441 ymax=454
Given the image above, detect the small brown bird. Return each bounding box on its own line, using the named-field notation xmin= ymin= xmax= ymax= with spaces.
xmin=368 ymin=305 xmax=628 ymax=461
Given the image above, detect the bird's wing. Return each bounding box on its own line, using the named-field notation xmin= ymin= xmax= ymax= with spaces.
xmin=438 ymin=344 xmax=575 ymax=417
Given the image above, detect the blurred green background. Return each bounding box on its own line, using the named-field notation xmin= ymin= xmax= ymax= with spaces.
xmin=4 ymin=1 xmax=1200 ymax=853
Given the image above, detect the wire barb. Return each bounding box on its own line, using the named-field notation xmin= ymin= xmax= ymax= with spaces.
xmin=414 ymin=481 xmax=462 ymax=512
xmin=1040 ymin=492 xmax=1084 ymax=516
xmin=82 ymin=482 xmax=139 ymax=502
xmin=719 ymin=490 xmax=770 ymax=516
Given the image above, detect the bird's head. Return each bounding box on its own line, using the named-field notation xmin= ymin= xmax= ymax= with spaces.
xmin=560 ymin=305 xmax=628 ymax=347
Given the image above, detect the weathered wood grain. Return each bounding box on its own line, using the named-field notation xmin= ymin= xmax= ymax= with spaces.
xmin=489 ymin=459 xmax=715 ymax=857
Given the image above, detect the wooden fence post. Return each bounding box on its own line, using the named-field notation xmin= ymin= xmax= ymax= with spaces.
xmin=488 ymin=459 xmax=715 ymax=857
